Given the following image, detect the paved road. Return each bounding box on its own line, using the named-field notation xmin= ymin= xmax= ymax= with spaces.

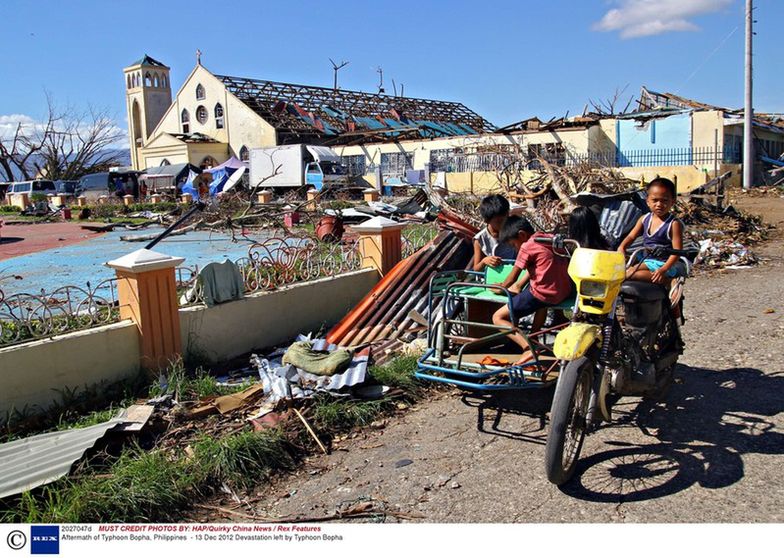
xmin=248 ymin=238 xmax=784 ymax=523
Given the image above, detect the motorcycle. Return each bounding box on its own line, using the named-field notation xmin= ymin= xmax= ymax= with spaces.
xmin=536 ymin=235 xmax=692 ymax=485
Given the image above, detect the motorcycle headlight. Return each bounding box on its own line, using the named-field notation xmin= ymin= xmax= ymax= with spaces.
xmin=580 ymin=280 xmax=607 ymax=298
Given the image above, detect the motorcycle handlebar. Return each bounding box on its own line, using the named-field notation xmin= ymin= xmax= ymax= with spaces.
xmin=533 ymin=234 xmax=580 ymax=251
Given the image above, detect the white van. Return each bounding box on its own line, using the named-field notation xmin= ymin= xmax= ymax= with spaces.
xmin=9 ymin=180 xmax=57 ymax=198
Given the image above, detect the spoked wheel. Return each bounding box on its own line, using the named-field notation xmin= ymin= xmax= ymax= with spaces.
xmin=545 ymin=358 xmax=594 ymax=485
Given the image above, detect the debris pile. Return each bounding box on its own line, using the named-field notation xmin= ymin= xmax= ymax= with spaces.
xmin=679 ymin=200 xmax=769 ymax=269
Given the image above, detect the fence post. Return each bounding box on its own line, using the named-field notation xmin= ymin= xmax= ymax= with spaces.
xmin=106 ymin=248 xmax=185 ymax=372
xmin=351 ymin=216 xmax=405 ymax=276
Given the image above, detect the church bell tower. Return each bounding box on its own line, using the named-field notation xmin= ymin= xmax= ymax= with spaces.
xmin=124 ymin=55 xmax=172 ymax=170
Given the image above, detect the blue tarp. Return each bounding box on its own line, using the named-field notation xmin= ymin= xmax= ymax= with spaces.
xmin=181 ymin=167 xmax=237 ymax=198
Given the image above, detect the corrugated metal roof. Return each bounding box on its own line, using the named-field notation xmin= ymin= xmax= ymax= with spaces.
xmin=0 ymin=406 xmax=153 ymax=498
xmin=0 ymin=419 xmax=123 ymax=498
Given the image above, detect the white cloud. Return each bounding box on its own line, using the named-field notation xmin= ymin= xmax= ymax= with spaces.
xmin=0 ymin=113 xmax=128 ymax=149
xmin=594 ymin=0 xmax=733 ymax=39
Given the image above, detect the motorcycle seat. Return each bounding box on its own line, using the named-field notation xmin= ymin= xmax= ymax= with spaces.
xmin=620 ymin=281 xmax=667 ymax=302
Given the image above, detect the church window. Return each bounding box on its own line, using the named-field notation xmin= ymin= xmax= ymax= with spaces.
xmin=239 ymin=146 xmax=249 ymax=162
xmin=144 ymin=72 xmax=152 ymax=87
xmin=196 ymin=105 xmax=208 ymax=125
xmin=153 ymin=74 xmax=160 ymax=88
xmin=160 ymin=159 xmax=171 ymax=166
xmin=181 ymin=109 xmax=190 ymax=133
xmin=196 ymin=83 xmax=205 ymax=100
xmin=214 ymin=103 xmax=224 ymax=129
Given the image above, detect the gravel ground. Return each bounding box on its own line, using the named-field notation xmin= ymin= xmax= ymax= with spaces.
xmin=219 ymin=196 xmax=784 ymax=523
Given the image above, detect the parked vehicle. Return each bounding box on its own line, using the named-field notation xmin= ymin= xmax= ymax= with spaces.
xmin=538 ymin=236 xmax=692 ymax=485
xmin=76 ymin=172 xmax=139 ymax=201
xmin=54 ymin=180 xmax=79 ymax=195
xmin=8 ymin=180 xmax=57 ymax=198
xmin=249 ymin=144 xmax=349 ymax=191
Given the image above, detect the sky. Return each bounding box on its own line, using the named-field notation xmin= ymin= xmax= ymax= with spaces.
xmin=0 ymin=0 xmax=781 ymax=143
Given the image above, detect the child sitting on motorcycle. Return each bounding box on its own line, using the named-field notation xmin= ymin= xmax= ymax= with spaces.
xmin=617 ymin=177 xmax=687 ymax=287
xmin=491 ymin=216 xmax=572 ymax=364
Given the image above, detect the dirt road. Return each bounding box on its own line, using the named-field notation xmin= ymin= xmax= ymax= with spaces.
xmin=243 ymin=197 xmax=784 ymax=523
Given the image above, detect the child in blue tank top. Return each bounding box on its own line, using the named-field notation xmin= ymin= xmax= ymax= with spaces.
xmin=617 ymin=178 xmax=687 ymax=286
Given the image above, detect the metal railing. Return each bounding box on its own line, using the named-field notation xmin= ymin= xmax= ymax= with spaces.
xmin=428 ymin=146 xmax=743 ymax=172
xmin=402 ymin=223 xmax=439 ymax=257
xmin=0 ymin=277 xmax=121 ymax=348
xmin=178 ymin=235 xmax=365 ymax=306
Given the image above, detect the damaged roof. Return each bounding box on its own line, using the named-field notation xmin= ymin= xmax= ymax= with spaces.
xmin=215 ymin=74 xmax=495 ymax=146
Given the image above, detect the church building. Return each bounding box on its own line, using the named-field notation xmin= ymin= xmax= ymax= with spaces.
xmin=123 ymin=54 xmax=494 ymax=171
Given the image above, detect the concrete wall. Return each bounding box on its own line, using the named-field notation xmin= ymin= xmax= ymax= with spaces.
xmin=179 ymin=268 xmax=379 ymax=364
xmin=0 ymin=321 xmax=140 ymax=417
xmin=615 ymin=163 xmax=741 ymax=192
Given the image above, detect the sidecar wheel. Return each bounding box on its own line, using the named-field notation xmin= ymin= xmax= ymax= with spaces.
xmin=545 ymin=358 xmax=594 ymax=485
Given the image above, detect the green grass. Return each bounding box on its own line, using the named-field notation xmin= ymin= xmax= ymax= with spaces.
xmin=148 ymin=359 xmax=253 ymax=400
xmin=368 ymin=355 xmax=420 ymax=393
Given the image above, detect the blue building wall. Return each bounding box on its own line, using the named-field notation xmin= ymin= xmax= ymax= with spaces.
xmin=616 ymin=112 xmax=692 ymax=166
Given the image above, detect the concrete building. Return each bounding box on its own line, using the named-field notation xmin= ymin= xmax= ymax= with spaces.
xmin=123 ymin=55 xmax=494 ymax=171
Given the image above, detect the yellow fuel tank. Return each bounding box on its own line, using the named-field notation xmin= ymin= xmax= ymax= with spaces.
xmin=568 ymin=248 xmax=626 ymax=314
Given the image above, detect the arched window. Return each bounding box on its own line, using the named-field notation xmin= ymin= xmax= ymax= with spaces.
xmin=196 ymin=83 xmax=205 ymax=100
xmin=144 ymin=72 xmax=152 ymax=87
xmin=160 ymin=159 xmax=171 ymax=166
xmin=181 ymin=109 xmax=190 ymax=134
xmin=196 ymin=105 xmax=208 ymax=124
xmin=132 ymin=100 xmax=142 ymax=146
xmin=153 ymin=74 xmax=160 ymax=88
xmin=126 ymin=75 xmax=131 ymax=89
xmin=214 ymin=103 xmax=224 ymax=129
xmin=162 ymin=74 xmax=168 ymax=88
xmin=239 ymin=146 xmax=249 ymax=162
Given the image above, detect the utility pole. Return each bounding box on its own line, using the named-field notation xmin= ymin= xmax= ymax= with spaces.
xmin=743 ymin=0 xmax=754 ymax=190
xmin=376 ymin=67 xmax=385 ymax=94
xmin=329 ymin=58 xmax=349 ymax=91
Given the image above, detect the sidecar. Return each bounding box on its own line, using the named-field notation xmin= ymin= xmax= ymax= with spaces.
xmin=414 ymin=263 xmax=573 ymax=391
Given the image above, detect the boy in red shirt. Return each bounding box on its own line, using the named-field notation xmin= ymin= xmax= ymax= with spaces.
xmin=491 ymin=216 xmax=572 ymax=363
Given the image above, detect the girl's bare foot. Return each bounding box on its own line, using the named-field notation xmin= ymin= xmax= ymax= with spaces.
xmin=515 ymin=350 xmax=534 ymax=365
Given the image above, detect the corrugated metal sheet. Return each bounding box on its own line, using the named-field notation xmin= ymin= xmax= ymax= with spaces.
xmin=327 ymin=214 xmax=474 ymax=348
xmin=0 ymin=419 xmax=124 ymax=498
xmin=600 ymin=200 xmax=643 ymax=248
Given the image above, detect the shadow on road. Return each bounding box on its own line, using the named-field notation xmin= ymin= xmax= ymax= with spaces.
xmin=460 ymin=385 xmax=555 ymax=445
xmin=561 ymin=364 xmax=784 ymax=502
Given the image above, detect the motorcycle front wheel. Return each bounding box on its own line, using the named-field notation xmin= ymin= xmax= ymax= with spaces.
xmin=545 ymin=358 xmax=594 ymax=485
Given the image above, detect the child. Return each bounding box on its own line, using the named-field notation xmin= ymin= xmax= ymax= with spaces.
xmin=472 ymin=194 xmax=515 ymax=271
xmin=616 ymin=177 xmax=686 ymax=286
xmin=491 ymin=216 xmax=572 ymax=363
xmin=568 ymin=206 xmax=610 ymax=250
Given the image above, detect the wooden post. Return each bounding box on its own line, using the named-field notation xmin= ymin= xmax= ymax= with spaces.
xmin=351 ymin=216 xmax=405 ymax=276
xmin=51 ymin=194 xmax=66 ymax=207
xmin=181 ymin=193 xmax=192 ymax=204
xmin=257 ymin=189 xmax=273 ymax=204
xmin=123 ymin=194 xmax=134 ymax=207
xmin=150 ymin=194 xmax=162 ymax=204
xmin=77 ymin=196 xmax=87 ymax=207
xmin=363 ymin=187 xmax=380 ymax=203
xmin=106 ymin=249 xmax=185 ymax=372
